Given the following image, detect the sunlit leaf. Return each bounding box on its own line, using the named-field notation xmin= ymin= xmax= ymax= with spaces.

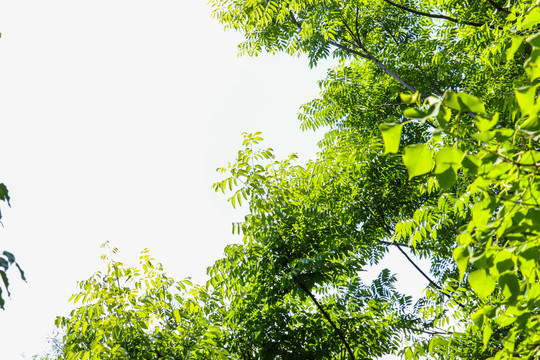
xmin=402 ymin=144 xmax=433 ymax=179
xmin=378 ymin=123 xmax=403 ymax=154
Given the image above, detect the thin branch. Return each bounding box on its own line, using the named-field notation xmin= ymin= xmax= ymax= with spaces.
xmin=381 ymin=0 xmax=484 ymax=27
xmin=368 ymin=208 xmax=465 ymax=309
xmin=374 ymin=103 xmax=403 ymax=108
xmin=375 ymin=21 xmax=444 ymax=96
xmin=485 ymin=0 xmax=510 ymax=14
xmin=295 ymin=279 xmax=356 ymax=360
xmin=379 ymin=239 xmax=411 ymax=248
xmin=328 ymin=39 xmax=370 ymax=59
xmin=368 ymin=209 xmax=440 ymax=289
xmin=356 ymin=45 xmax=419 ymax=93
xmin=289 ymin=11 xmax=418 ymax=93
xmin=378 ymin=21 xmax=400 ymax=46
xmin=394 ymin=244 xmax=443 ymax=291
xmin=404 ymin=325 xmax=453 ymax=336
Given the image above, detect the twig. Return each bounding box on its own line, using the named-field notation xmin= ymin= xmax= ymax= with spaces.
xmin=380 ymin=0 xmax=484 ymax=27
xmin=368 ymin=208 xmax=465 ymax=309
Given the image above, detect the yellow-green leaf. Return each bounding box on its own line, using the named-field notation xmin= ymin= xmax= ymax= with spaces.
xmin=378 ymin=123 xmax=403 ymax=154
xmin=522 ymin=7 xmax=540 ymax=30
xmin=468 ymin=269 xmax=496 ymax=298
xmin=474 ymin=113 xmax=499 ymax=132
xmin=443 ymin=91 xmax=485 ymax=114
xmin=402 ymin=144 xmax=433 ymax=179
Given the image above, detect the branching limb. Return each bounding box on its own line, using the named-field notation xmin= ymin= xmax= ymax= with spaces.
xmin=289 ymin=11 xmax=419 ymax=93
xmin=379 ymin=239 xmax=411 ymax=248
xmin=394 ymin=244 xmax=442 ymax=291
xmin=378 ymin=21 xmax=400 ymax=46
xmin=485 ymin=0 xmax=510 ymax=14
xmin=361 ymin=50 xmax=418 ymax=93
xmin=367 ymin=208 xmax=465 ymax=309
xmin=380 ymin=0 xmax=484 ymax=27
xmin=404 ymin=326 xmax=453 ymax=336
xmin=295 ymin=279 xmax=356 ymax=360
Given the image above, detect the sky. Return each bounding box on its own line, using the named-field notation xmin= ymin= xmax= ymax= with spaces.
xmin=0 ymin=2 xmax=428 ymax=358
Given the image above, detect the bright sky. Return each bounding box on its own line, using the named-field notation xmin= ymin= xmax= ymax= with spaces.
xmin=0 ymin=2 xmax=428 ymax=358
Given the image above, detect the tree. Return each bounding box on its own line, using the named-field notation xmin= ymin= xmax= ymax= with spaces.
xmin=0 ymin=183 xmax=25 ymax=310
xmin=49 ymin=244 xmax=229 ymax=360
xmin=207 ymin=0 xmax=540 ymax=359
xmin=43 ymin=0 xmax=540 ymax=359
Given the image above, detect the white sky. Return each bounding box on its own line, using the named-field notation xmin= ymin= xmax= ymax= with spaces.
xmin=0 ymin=2 xmax=429 ymax=358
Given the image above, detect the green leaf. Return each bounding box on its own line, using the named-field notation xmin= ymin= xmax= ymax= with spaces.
xmin=2 ymin=251 xmax=15 ymax=264
xmin=515 ymin=85 xmax=538 ymax=117
xmin=453 ymin=246 xmax=469 ymax=280
xmin=483 ymin=323 xmax=493 ymax=348
xmin=522 ymin=7 xmax=540 ymax=30
xmin=433 ymin=147 xmax=463 ymax=188
xmin=435 ymin=167 xmax=456 ymax=189
xmin=173 ymin=308 xmax=182 ymax=323
xmin=502 ymin=332 xmax=516 ymax=353
xmin=474 ymin=113 xmax=498 ymax=132
xmin=403 ymin=103 xmax=440 ymax=122
xmin=434 ymin=147 xmax=464 ymax=173
xmin=524 ymin=48 xmax=540 ymax=82
xmin=521 ymin=114 xmax=540 ymax=132
xmin=403 ymin=108 xmax=426 ymax=119
xmin=493 ymin=250 xmax=515 ymax=275
xmin=378 ymin=123 xmax=403 ymax=154
xmin=527 ymin=32 xmax=540 ymax=48
xmin=507 ymin=35 xmax=525 ymax=60
xmin=471 ymin=309 xmax=484 ymax=327
xmin=468 ymin=269 xmax=495 ymax=298
xmin=436 ymin=105 xmax=452 ymax=129
xmin=15 ymin=264 xmax=26 ymax=282
xmin=499 ymin=273 xmax=520 ymax=301
xmin=0 ymin=184 xmax=10 ymax=207
xmin=495 ymin=312 xmax=516 ymax=327
xmin=402 ymin=144 xmax=433 ymax=179
xmin=442 ymin=91 xmax=485 ymax=114
xmin=400 ymin=92 xmax=419 ymax=105
xmin=462 ymin=155 xmax=480 ymax=173
xmin=0 ymin=271 xmax=10 ymax=297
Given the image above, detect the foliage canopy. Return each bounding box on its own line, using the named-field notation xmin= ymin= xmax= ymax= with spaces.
xmin=44 ymin=0 xmax=540 ymax=359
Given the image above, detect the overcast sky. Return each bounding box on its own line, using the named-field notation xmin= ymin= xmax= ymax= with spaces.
xmin=0 ymin=2 xmax=427 ymax=358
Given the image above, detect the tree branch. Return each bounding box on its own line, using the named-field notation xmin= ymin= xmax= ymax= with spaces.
xmin=485 ymin=0 xmax=510 ymax=14
xmin=394 ymin=244 xmax=442 ymax=291
xmin=289 ymin=11 xmax=419 ymax=94
xmin=374 ymin=103 xmax=403 ymax=108
xmin=379 ymin=239 xmax=411 ymax=248
xmin=295 ymin=279 xmax=356 ymax=360
xmin=328 ymin=39 xmax=369 ymax=60
xmin=404 ymin=325 xmax=453 ymax=336
xmin=367 ymin=208 xmax=465 ymax=309
xmin=359 ymin=46 xmax=418 ymax=93
xmin=380 ymin=0 xmax=484 ymax=27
